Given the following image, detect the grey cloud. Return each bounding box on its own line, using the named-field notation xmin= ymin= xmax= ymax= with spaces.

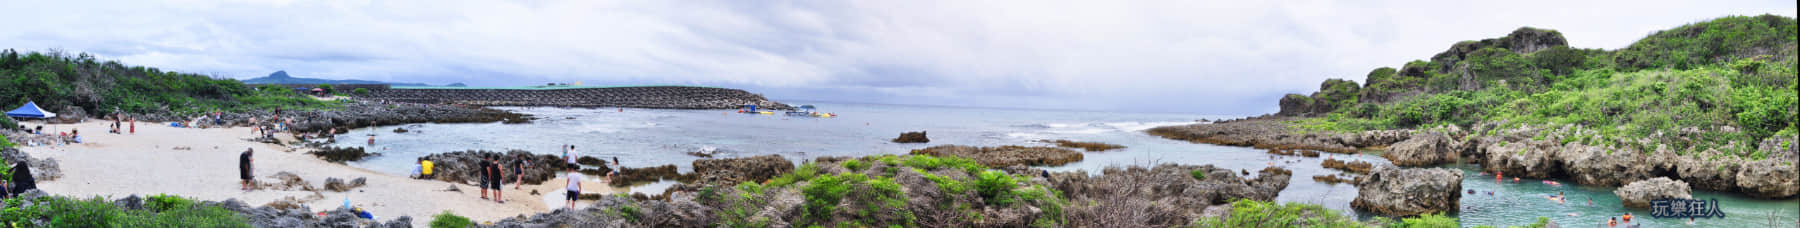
xmin=0 ymin=0 xmax=1792 ymax=113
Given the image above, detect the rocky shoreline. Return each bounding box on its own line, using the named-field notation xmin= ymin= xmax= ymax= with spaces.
xmin=482 ymin=153 xmax=1295 ymax=227
xmin=1148 ymin=118 xmax=1800 ymax=216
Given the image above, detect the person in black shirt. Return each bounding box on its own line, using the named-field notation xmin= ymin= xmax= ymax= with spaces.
xmin=490 ymin=155 xmax=504 ymax=203
xmin=478 ymin=156 xmax=493 ymax=200
xmin=240 ymin=148 xmax=254 ymax=191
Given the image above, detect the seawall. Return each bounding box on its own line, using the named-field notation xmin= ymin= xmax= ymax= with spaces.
xmin=355 ymin=85 xmax=790 ymax=110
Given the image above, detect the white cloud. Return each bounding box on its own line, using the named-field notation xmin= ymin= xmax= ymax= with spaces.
xmin=0 ymin=0 xmax=1792 ymax=113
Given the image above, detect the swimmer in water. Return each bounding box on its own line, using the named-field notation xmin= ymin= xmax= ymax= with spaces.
xmin=1513 ymin=177 xmax=1521 ymax=183
xmin=1468 ymin=189 xmax=1475 ymax=194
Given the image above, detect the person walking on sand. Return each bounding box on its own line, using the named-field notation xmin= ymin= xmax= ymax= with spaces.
xmin=564 ymin=164 xmax=582 ymax=210
xmin=129 ymin=117 xmax=135 ymax=134
xmin=513 ymin=154 xmax=531 ymax=190
xmin=240 ymin=148 xmax=255 ymax=191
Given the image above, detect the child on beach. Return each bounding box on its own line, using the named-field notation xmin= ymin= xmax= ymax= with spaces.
xmin=419 ymin=158 xmax=434 ymax=180
xmin=565 ymin=164 xmax=582 ymax=210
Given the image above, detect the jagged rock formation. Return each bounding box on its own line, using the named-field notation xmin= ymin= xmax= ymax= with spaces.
xmin=361 ymin=86 xmax=791 ymax=110
xmin=1147 ymin=117 xmax=1414 ymax=153
xmin=1351 ymin=166 xmax=1463 ymax=216
xmin=1614 ymin=177 xmax=1693 ymax=209
xmin=1383 ymin=132 xmax=1460 ymax=166
xmin=891 ymin=131 xmax=930 ymax=143
xmin=0 ymin=147 xmax=62 ymax=181
xmin=687 ymin=154 xmax=793 ymax=186
xmin=910 ymin=145 xmax=1083 ymax=167
xmin=419 ymin=150 xmax=569 ymax=185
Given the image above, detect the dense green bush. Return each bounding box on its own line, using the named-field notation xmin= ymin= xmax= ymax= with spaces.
xmin=1289 ymin=15 xmax=1798 ymax=159
xmin=352 ymin=88 xmax=370 ymax=96
xmin=430 ymin=210 xmax=473 ymax=228
xmin=0 ymin=195 xmax=250 ymax=227
xmin=1189 ymin=169 xmax=1206 ymax=180
xmin=973 ymin=170 xmax=1018 ymax=206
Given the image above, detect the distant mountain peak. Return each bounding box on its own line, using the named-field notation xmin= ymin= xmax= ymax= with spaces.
xmin=243 ymin=71 xmax=435 ymax=86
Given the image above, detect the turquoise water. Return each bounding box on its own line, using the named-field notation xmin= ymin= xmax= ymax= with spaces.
xmin=1451 ymin=162 xmax=1800 ymax=227
xmin=330 ymin=102 xmax=1798 ymax=226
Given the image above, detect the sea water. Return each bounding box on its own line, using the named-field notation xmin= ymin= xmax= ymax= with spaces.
xmin=331 ymin=102 xmax=1798 ymax=226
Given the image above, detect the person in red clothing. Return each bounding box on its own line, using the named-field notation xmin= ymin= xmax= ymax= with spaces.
xmin=128 ymin=117 xmax=135 ymax=134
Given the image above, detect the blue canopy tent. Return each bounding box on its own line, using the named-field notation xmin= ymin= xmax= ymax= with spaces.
xmin=5 ymin=101 xmax=57 ymax=119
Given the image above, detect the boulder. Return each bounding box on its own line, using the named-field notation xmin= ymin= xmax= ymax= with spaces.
xmin=1733 ymin=160 xmax=1797 ymax=199
xmin=1383 ymin=133 xmax=1458 ymax=166
xmin=911 ymin=145 xmax=1083 ymax=167
xmin=1351 ymin=166 xmax=1463 ymax=216
xmin=322 ymin=177 xmax=349 ymax=192
xmin=688 ymin=154 xmax=794 ymax=186
xmin=1614 ymin=177 xmax=1692 ymax=209
xmin=260 ymin=171 xmax=314 ymax=191
xmin=309 ymin=146 xmax=379 ymax=163
xmin=1321 ymin=158 xmax=1373 ymax=173
xmin=892 ymin=131 xmax=930 ymax=143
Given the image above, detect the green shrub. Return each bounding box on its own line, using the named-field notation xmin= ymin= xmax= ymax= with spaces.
xmin=842 ymin=159 xmax=866 ymax=171
xmin=917 ymin=169 xmax=966 ymax=193
xmin=767 ymin=162 xmax=821 ymax=188
xmin=1190 ymin=169 xmax=1206 ymax=180
xmin=1397 ymin=213 xmax=1459 ymax=228
xmin=800 ymin=173 xmax=860 ymax=223
xmin=352 ymin=88 xmax=370 ymax=96
xmin=430 ymin=210 xmax=473 ymax=228
xmin=974 ymin=170 xmax=1018 ymax=206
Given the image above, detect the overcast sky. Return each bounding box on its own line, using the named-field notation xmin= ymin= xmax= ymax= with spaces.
xmin=1 ymin=0 xmax=1793 ymax=114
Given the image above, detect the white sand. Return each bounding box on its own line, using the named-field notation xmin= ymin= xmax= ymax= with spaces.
xmin=15 ymin=120 xmax=619 ymax=226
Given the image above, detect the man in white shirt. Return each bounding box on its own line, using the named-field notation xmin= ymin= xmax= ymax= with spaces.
xmin=564 ymin=164 xmax=582 ymax=210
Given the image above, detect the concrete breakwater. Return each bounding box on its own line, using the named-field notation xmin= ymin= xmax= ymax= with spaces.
xmin=360 ymin=85 xmax=791 ymax=110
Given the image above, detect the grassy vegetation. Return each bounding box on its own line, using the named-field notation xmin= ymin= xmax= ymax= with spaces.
xmin=715 ymin=154 xmax=1062 ymax=227
xmin=0 ymin=49 xmax=339 ymax=117
xmin=2 ymin=194 xmax=251 ymax=227
xmin=1188 ymin=199 xmax=1372 ymax=227
xmin=1287 ymin=15 xmax=1797 ymax=159
xmin=429 ymin=210 xmax=473 ymax=228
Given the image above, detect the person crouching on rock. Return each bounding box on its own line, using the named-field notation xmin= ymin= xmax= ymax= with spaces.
xmin=418 ymin=158 xmax=434 ymax=180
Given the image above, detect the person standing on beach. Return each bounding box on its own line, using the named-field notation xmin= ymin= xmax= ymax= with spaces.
xmin=128 ymin=117 xmax=135 ymax=134
xmin=240 ymin=148 xmax=254 ymax=191
xmin=564 ymin=164 xmax=582 ymax=210
xmin=478 ymin=155 xmax=493 ymax=200
xmin=513 ymin=154 xmax=530 ymax=190
xmin=565 ymin=145 xmax=579 ymax=166
xmin=489 ymin=155 xmax=505 ymax=203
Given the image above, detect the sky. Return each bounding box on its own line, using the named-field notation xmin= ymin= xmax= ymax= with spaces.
xmin=1 ymin=0 xmax=1794 ymax=114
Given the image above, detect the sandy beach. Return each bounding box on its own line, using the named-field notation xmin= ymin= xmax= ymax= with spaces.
xmin=15 ymin=120 xmax=619 ymax=227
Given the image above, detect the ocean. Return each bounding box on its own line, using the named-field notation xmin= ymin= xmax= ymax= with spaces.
xmin=330 ymin=102 xmax=1798 ymax=227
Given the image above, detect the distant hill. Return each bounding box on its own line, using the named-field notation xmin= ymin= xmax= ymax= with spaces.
xmin=241 ymin=71 xmax=462 ymax=87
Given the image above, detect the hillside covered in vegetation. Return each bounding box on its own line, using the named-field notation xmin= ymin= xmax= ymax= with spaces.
xmin=1279 ymin=14 xmax=1796 ymax=160
xmin=0 ymin=49 xmax=334 ymax=122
